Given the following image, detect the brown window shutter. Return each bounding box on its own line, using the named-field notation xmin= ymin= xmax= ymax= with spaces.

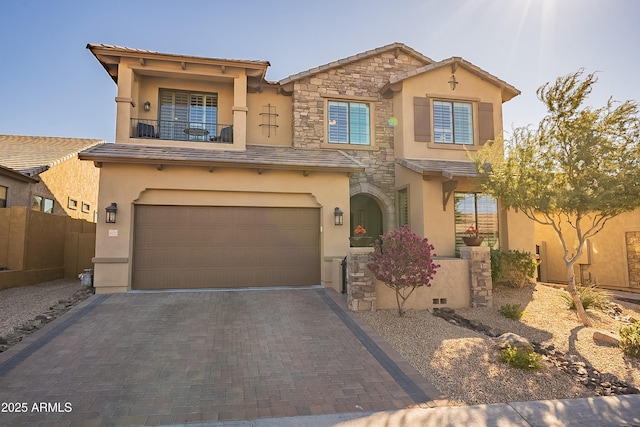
xmin=414 ymin=97 xmax=431 ymax=142
xmin=478 ymin=102 xmax=494 ymax=144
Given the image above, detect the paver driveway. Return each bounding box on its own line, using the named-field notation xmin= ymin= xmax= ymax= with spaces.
xmin=0 ymin=288 xmax=441 ymax=426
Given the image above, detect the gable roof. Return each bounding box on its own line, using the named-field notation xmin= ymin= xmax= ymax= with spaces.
xmin=0 ymin=135 xmax=105 ymax=175
xmin=382 ymin=56 xmax=520 ymax=102
xmin=278 ymin=42 xmax=433 ymax=86
xmin=79 ymin=144 xmax=364 ymax=174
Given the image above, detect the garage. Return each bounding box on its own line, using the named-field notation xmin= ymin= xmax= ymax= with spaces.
xmin=132 ymin=205 xmax=320 ymax=290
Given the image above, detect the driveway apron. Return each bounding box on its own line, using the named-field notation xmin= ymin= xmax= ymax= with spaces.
xmin=0 ymin=289 xmax=440 ymax=426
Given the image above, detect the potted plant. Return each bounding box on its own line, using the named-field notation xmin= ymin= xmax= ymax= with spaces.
xmin=462 ymin=225 xmax=484 ymax=246
xmin=349 ymin=225 xmax=374 ymax=247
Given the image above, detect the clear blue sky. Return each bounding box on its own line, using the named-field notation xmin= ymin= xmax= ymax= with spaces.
xmin=1 ymin=0 xmax=638 ymax=142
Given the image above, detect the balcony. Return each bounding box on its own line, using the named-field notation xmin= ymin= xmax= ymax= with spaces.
xmin=131 ymin=119 xmax=233 ymax=143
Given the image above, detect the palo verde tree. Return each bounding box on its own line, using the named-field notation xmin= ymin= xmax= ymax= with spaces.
xmin=367 ymin=225 xmax=440 ymax=317
xmin=476 ymin=69 xmax=640 ymax=326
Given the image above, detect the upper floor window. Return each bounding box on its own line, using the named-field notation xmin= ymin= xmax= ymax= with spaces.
xmin=328 ymin=101 xmax=370 ymax=145
xmin=32 ymin=195 xmax=54 ymax=214
xmin=0 ymin=185 xmax=7 ymax=207
xmin=433 ymin=100 xmax=473 ymax=145
xmin=413 ymin=97 xmax=494 ymax=146
xmin=158 ymin=89 xmax=218 ymax=141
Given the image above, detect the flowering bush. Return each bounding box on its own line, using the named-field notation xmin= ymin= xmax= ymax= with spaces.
xmin=354 ymin=225 xmax=367 ymax=235
xmin=367 ymin=225 xmax=440 ymax=316
xmin=465 ymin=225 xmax=479 ymax=237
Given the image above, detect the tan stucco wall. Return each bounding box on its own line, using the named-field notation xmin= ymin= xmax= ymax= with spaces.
xmin=0 ymin=207 xmax=95 ymax=289
xmin=0 ymin=176 xmax=31 ymax=207
xmin=395 ymin=164 xmax=535 ymax=257
xmin=394 ymin=66 xmax=504 ymax=160
xmin=374 ymin=257 xmax=470 ymax=310
xmin=536 ymin=210 xmax=640 ymax=288
xmin=246 ymin=88 xmax=292 ymax=147
xmin=37 ymin=157 xmax=100 ymax=221
xmin=93 ymin=163 xmax=352 ymax=293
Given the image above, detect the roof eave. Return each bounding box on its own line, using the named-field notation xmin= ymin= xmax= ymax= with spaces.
xmin=78 ymin=152 xmax=364 ymax=174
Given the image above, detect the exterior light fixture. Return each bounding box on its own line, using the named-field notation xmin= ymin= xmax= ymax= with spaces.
xmin=334 ymin=207 xmax=344 ymax=226
xmin=105 ymin=202 xmax=118 ymax=224
xmin=143 ymin=101 xmax=151 ymax=112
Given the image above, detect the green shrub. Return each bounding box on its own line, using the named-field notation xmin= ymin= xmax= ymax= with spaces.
xmin=499 ymin=344 xmax=542 ymax=370
xmin=500 ymin=303 xmax=526 ymax=320
xmin=560 ymin=286 xmax=612 ymax=311
xmin=620 ymin=322 xmax=640 ymax=359
xmin=490 ymin=248 xmax=504 ymax=282
xmin=491 ymin=250 xmax=538 ymax=288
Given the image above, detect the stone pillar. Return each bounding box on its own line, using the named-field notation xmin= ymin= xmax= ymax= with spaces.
xmin=346 ymin=247 xmax=376 ymax=312
xmin=460 ymin=246 xmax=493 ymax=308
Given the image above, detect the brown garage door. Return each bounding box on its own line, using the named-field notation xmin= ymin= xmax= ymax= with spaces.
xmin=132 ymin=205 xmax=320 ymax=290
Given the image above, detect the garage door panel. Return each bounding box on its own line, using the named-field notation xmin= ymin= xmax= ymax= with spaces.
xmin=133 ymin=206 xmax=320 ymax=289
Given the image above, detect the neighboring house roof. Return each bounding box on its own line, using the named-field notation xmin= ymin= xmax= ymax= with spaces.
xmin=397 ymin=158 xmax=480 ymax=179
xmin=79 ymin=144 xmax=365 ymax=173
xmin=0 ymin=164 xmax=39 ymax=183
xmin=382 ymin=57 xmax=520 ymax=102
xmin=0 ymin=135 xmax=105 ymax=176
xmin=278 ymin=42 xmax=433 ymax=86
xmin=86 ymin=43 xmax=271 ymax=84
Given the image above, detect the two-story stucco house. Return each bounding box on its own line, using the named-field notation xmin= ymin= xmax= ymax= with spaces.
xmin=80 ymin=42 xmax=534 ymax=294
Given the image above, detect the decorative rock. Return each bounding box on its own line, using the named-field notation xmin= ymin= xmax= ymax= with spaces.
xmin=566 ymin=354 xmax=581 ymax=363
xmin=495 ymin=332 xmax=531 ymax=350
xmin=593 ymin=330 xmax=621 ymax=346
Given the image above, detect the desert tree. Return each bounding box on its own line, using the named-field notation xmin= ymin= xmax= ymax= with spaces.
xmin=476 ymin=69 xmax=640 ymax=326
xmin=368 ymin=226 xmax=440 ymax=317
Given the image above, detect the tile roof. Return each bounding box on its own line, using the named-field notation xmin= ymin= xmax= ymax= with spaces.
xmin=278 ymin=42 xmax=433 ymax=85
xmin=79 ymin=144 xmax=365 ymax=173
xmin=86 ymin=43 xmax=271 ymax=68
xmin=397 ymin=158 xmax=480 ymax=178
xmin=385 ymin=57 xmax=520 ymax=102
xmin=0 ymin=135 xmax=105 ymax=175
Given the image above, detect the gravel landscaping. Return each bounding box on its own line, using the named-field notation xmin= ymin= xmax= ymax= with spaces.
xmin=360 ymin=283 xmax=640 ymax=405
xmin=0 ymin=278 xmax=93 ymax=351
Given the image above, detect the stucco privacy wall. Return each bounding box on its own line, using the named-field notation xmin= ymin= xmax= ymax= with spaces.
xmin=93 ymin=163 xmax=351 ymax=293
xmin=291 ymin=51 xmax=428 ymax=231
xmin=346 ymin=247 xmax=477 ymax=311
xmin=536 ymin=211 xmax=640 ymax=288
xmin=0 ymin=207 xmax=96 ymax=289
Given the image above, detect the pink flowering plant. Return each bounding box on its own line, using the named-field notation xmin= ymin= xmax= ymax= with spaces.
xmin=367 ymin=225 xmax=440 ymax=317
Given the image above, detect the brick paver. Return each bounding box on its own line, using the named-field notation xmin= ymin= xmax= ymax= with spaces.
xmin=0 ymin=289 xmax=440 ymax=425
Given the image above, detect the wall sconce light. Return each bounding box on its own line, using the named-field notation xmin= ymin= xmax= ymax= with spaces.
xmin=105 ymin=202 xmax=118 ymax=224
xmin=333 ymin=207 xmax=344 ymax=226
xmin=448 ymin=74 xmax=458 ymax=91
xmin=143 ymin=101 xmax=151 ymax=112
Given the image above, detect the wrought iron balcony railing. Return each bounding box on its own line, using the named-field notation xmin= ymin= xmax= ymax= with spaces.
xmin=131 ymin=119 xmax=233 ymax=143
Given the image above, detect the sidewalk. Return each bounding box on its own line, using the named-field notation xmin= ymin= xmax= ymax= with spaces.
xmin=163 ymin=394 xmax=640 ymax=427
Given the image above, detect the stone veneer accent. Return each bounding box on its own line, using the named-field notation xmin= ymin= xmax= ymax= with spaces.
xmin=459 ymin=246 xmax=493 ymax=308
xmin=291 ymin=51 xmax=428 ymax=209
xmin=347 ymin=247 xmax=377 ymax=312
